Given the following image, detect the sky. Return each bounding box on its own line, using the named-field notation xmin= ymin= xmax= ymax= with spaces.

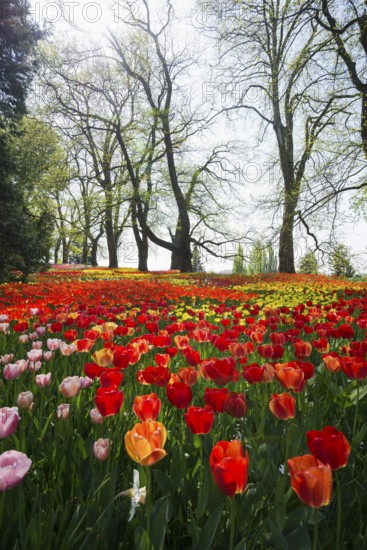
xmin=28 ymin=0 xmax=367 ymax=274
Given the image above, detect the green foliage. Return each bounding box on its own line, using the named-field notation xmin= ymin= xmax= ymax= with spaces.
xmin=247 ymin=240 xmax=278 ymax=274
xmin=329 ymin=244 xmax=356 ymax=278
xmin=233 ymin=244 xmax=246 ymax=274
xmin=299 ymin=250 xmax=318 ymax=274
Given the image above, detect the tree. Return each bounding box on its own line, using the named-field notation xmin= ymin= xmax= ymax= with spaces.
xmin=233 ymin=244 xmax=246 ymax=274
xmin=299 ymin=250 xmax=318 ymax=274
xmin=200 ymin=0 xmax=354 ymax=273
xmin=192 ymin=245 xmax=205 ymax=272
xmin=329 ymin=244 xmax=355 ymax=277
xmin=316 ymin=0 xmax=367 ymax=159
xmin=0 ymin=1 xmax=46 ymax=281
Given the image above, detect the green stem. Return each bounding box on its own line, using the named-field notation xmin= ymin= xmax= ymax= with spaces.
xmin=352 ymin=381 xmax=360 ymax=440
xmin=336 ymin=472 xmax=342 ymax=549
xmin=229 ymin=496 xmax=237 ymax=550
xmin=313 ymin=508 xmax=319 ymax=550
xmin=146 ymin=467 xmax=152 ymax=541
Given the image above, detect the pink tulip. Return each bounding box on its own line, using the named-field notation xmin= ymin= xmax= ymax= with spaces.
xmin=3 ymin=363 xmax=22 ymax=380
xmin=57 ymin=404 xmax=70 ymax=419
xmin=0 ymin=450 xmax=32 ymax=492
xmin=17 ymin=359 xmax=29 ymax=372
xmin=0 ymin=314 xmax=8 ymax=322
xmin=27 ymin=349 xmax=43 ymax=362
xmin=79 ymin=376 xmax=92 ymax=389
xmin=35 ymin=373 xmax=52 ymax=387
xmin=43 ymin=351 xmax=53 ymax=362
xmin=30 ymin=308 xmax=39 ymax=316
xmin=93 ymin=438 xmax=111 ymax=461
xmin=17 ymin=392 xmax=34 ymax=410
xmin=47 ymin=338 xmax=61 ymax=351
xmin=1 ymin=354 xmax=14 ymax=364
xmin=59 ymin=376 xmax=82 ymax=397
xmin=0 ymin=408 xmax=20 ymax=438
xmin=19 ymin=335 xmax=29 ymax=344
xmin=28 ymin=361 xmax=42 ymax=373
xmin=90 ymin=407 xmax=104 ymax=424
xmin=0 ymin=323 xmax=9 ymax=332
xmin=36 ymin=326 xmax=46 ymax=336
xmin=29 ymin=332 xmax=39 ymax=341
xmin=31 ymin=341 xmax=43 ymax=349
xmin=59 ymin=342 xmax=76 ymax=356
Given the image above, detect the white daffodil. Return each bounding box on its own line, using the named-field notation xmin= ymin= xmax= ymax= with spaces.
xmin=119 ymin=469 xmax=147 ymax=521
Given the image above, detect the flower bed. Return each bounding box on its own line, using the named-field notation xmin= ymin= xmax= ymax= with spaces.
xmin=1 ymin=270 xmax=367 ymax=549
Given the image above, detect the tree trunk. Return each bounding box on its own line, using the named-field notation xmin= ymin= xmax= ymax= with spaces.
xmin=105 ymin=216 xmax=118 ymax=268
xmin=132 ymin=223 xmax=149 ymax=272
xmin=91 ymin=241 xmax=98 ymax=266
xmin=54 ymin=239 xmax=60 ymax=264
xmin=278 ymin=199 xmax=296 ymax=273
xmin=362 ymin=91 xmax=367 ymax=160
xmin=62 ymin=239 xmax=69 ymax=264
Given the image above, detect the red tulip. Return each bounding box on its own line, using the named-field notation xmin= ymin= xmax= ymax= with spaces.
xmin=293 ymin=340 xmax=312 ymax=359
xmin=95 ymin=386 xmax=124 ymax=416
xmin=99 ymin=370 xmax=124 ymax=388
xmin=341 ymin=356 xmax=367 ymax=380
xmin=178 ymin=366 xmax=199 ymax=386
xmin=203 ymin=387 xmax=229 ymax=412
xmin=287 ymin=454 xmax=332 ymax=508
xmin=133 ymin=393 xmax=161 ymax=422
xmin=199 ymin=357 xmax=238 ymax=386
xmin=269 ymin=393 xmax=296 ymax=420
xmin=166 ymin=382 xmax=192 ymax=409
xmin=275 ymin=363 xmax=305 ymax=392
xmin=185 ymin=405 xmax=214 ymax=434
xmin=322 ymin=352 xmax=342 ymax=373
xmin=223 ymin=392 xmax=247 ymax=418
xmin=306 ymin=426 xmax=351 ymax=470
xmin=136 ymin=366 xmax=171 ymax=387
xmin=210 ymin=440 xmax=249 ymax=497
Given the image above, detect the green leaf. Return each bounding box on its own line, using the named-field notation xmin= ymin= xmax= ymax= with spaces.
xmin=151 ymin=496 xmax=172 ymax=550
xmin=194 ymin=504 xmax=224 ymax=550
xmin=286 ymin=527 xmax=311 ymax=550
xmin=134 ymin=526 xmax=154 ymax=550
xmin=233 ymin=539 xmax=247 ymax=550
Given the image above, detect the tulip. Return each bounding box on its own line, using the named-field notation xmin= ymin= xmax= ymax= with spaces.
xmin=178 ymin=366 xmax=199 ymax=385
xmin=269 ymin=393 xmax=296 ymax=420
xmin=35 ymin=373 xmax=52 ymax=387
xmin=100 ymin=370 xmax=124 ymax=388
xmin=166 ymin=382 xmax=192 ymax=409
xmin=57 ymin=404 xmax=70 ymax=419
xmin=1 ymin=354 xmax=14 ymax=364
xmin=223 ymin=392 xmax=248 ymax=418
xmin=0 ymin=450 xmax=32 ymax=492
xmin=0 ymin=407 xmax=20 ymax=438
xmin=59 ymin=342 xmax=76 ymax=356
xmin=28 ymin=361 xmax=42 ymax=373
xmin=293 ymin=340 xmax=312 ymax=359
xmin=31 ymin=340 xmax=43 ymax=349
xmin=90 ymin=407 xmax=104 ymax=424
xmin=137 ymin=366 xmax=171 ymax=387
xmin=27 ymin=349 xmax=43 ymax=363
xmin=95 ymin=386 xmax=124 ymax=416
xmin=120 ymin=469 xmax=147 ymax=522
xmin=17 ymin=391 xmax=34 ymax=410
xmin=185 ymin=406 xmax=214 ymax=434
xmin=155 ymin=353 xmax=170 ymax=368
xmin=203 ymin=387 xmax=229 ymax=412
xmin=125 ymin=421 xmax=167 ymax=466
xmin=287 ymin=454 xmax=332 ymax=508
xmin=93 ymin=438 xmax=111 ymax=461
xmin=341 ymin=357 xmax=367 ymax=380
xmin=92 ymin=348 xmax=114 ymax=367
xmin=3 ymin=363 xmax=23 ymax=380
xmin=210 ymin=440 xmax=249 ymax=497
xmin=133 ymin=393 xmax=161 ymax=422
xmin=19 ymin=335 xmax=29 ymax=344
xmin=275 ymin=363 xmax=305 ymax=392
xmin=59 ymin=376 xmax=82 ymax=397
xmin=306 ymin=426 xmax=351 ymax=470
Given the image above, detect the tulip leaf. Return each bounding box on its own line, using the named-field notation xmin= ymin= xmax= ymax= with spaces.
xmin=352 ymin=423 xmax=367 ymax=450
xmin=233 ymin=539 xmax=247 ymax=550
xmin=194 ymin=504 xmax=223 ymax=550
xmin=151 ymin=496 xmax=172 ymax=550
xmin=134 ymin=526 xmax=154 ymax=550
xmin=286 ymin=527 xmax=311 ymax=550
xmin=153 ymin=469 xmax=172 ymax=494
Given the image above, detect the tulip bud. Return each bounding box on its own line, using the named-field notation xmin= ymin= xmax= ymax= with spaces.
xmin=90 ymin=407 xmax=104 ymax=424
xmin=57 ymin=404 xmax=70 ymax=419
xmin=93 ymin=438 xmax=111 ymax=461
xmin=17 ymin=391 xmax=34 ymax=410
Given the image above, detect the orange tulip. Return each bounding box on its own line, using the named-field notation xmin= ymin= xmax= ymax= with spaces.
xmin=287 ymin=454 xmax=332 ymax=508
xmin=125 ymin=421 xmax=167 ymax=466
